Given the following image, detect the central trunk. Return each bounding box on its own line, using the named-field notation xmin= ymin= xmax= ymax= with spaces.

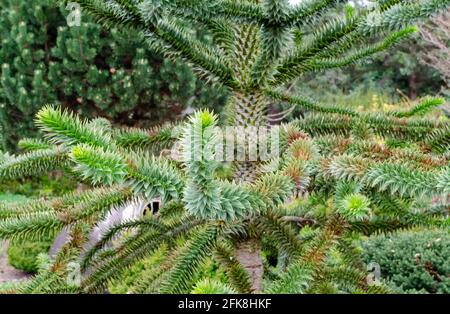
xmin=235 ymin=238 xmax=264 ymax=293
xmin=232 ymin=90 xmax=267 ymax=183
xmin=232 ymin=90 xmax=268 ymax=293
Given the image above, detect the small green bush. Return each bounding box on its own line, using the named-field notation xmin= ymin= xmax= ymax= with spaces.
xmin=362 ymin=229 xmax=450 ymax=294
xmin=0 ymin=0 xmax=227 ymax=151
xmin=0 ymin=173 xmax=77 ymax=198
xmin=8 ymin=237 xmax=53 ymax=273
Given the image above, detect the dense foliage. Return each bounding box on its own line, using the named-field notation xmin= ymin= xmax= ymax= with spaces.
xmin=0 ymin=0 xmax=448 ymax=294
xmin=362 ymin=229 xmax=450 ymax=293
xmin=0 ymin=0 xmax=226 ymax=150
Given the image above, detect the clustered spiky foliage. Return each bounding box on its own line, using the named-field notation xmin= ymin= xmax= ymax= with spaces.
xmin=0 ymin=0 xmax=449 ymax=294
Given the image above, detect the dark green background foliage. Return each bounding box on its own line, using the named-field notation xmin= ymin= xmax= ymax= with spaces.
xmin=0 ymin=0 xmax=226 ymax=150
xmin=362 ymin=229 xmax=450 ymax=294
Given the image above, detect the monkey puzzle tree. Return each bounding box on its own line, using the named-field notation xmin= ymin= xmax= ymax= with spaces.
xmin=0 ymin=0 xmax=449 ymax=294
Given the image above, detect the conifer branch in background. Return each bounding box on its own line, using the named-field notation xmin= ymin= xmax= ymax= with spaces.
xmin=0 ymin=0 xmax=449 ymax=294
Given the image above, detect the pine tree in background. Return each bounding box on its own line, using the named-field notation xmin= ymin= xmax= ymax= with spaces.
xmin=0 ymin=0 xmax=226 ymax=150
xmin=0 ymin=0 xmax=449 ymax=294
